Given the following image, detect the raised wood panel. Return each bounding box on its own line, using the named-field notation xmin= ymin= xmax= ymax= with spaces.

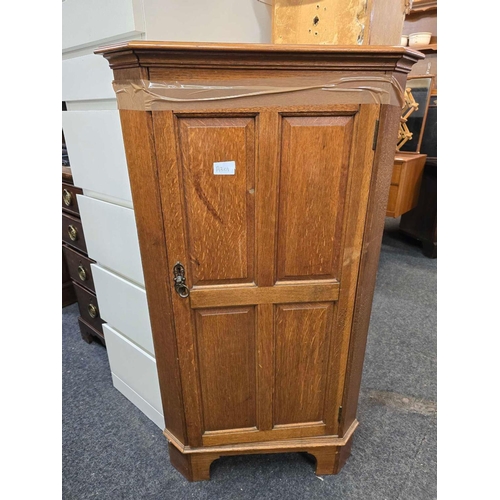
xmin=277 ymin=115 xmax=354 ymax=281
xmin=177 ymin=117 xmax=256 ymax=286
xmin=195 ymin=307 xmax=256 ymax=432
xmin=274 ymin=302 xmax=333 ymax=426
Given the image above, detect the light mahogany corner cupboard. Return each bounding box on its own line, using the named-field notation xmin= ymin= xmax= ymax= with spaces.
xmin=97 ymin=41 xmax=422 ymax=481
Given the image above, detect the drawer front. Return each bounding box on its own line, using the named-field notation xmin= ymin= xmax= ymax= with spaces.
xmin=62 ymin=182 xmax=83 ymax=216
xmin=91 ymin=265 xmax=154 ymax=356
xmin=77 ymin=195 xmax=144 ymax=286
xmin=74 ymin=282 xmax=104 ymax=334
xmin=391 ymin=163 xmax=402 ymax=186
xmin=103 ymin=324 xmax=163 ymax=416
xmin=387 ymin=185 xmax=399 ymax=216
xmin=63 ymin=245 xmax=96 ymax=293
xmin=62 ymin=213 xmax=87 ymax=253
xmin=62 ymin=0 xmax=145 ymax=52
xmin=62 ymin=54 xmax=115 ymax=102
xmin=62 ymin=111 xmax=132 ymax=203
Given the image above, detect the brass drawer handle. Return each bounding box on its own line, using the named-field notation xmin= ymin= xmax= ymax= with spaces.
xmin=88 ymin=303 xmax=98 ymax=319
xmin=78 ymin=265 xmax=87 ymax=281
xmin=62 ymin=188 xmax=73 ymax=206
xmin=68 ymin=225 xmax=78 ymax=241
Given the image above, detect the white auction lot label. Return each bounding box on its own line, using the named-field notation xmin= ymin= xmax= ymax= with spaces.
xmin=213 ymin=161 xmax=236 ymax=175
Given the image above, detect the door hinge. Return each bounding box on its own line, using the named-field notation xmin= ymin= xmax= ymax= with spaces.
xmin=338 ymin=406 xmax=343 ymax=423
xmin=372 ymin=119 xmax=380 ymax=150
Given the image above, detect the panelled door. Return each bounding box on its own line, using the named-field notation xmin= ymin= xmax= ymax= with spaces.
xmin=152 ymin=103 xmax=380 ymax=448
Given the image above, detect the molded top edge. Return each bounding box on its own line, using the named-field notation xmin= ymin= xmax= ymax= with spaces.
xmin=95 ymin=40 xmax=424 ymax=60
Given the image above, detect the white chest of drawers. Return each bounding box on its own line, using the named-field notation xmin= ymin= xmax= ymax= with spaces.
xmin=62 ymin=0 xmax=272 ymax=428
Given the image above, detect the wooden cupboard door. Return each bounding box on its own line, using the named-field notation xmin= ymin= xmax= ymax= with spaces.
xmin=152 ymin=105 xmax=379 ymax=447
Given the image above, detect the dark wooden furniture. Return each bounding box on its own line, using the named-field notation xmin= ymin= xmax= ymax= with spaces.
xmin=97 ymin=41 xmax=422 ymax=481
xmin=62 ymin=167 xmax=77 ymax=307
xmin=399 ymin=92 xmax=437 ymax=258
xmin=399 ymin=161 xmax=436 ymax=257
xmin=62 ymin=168 xmax=106 ymax=343
xmin=62 ymin=250 xmax=76 ymax=307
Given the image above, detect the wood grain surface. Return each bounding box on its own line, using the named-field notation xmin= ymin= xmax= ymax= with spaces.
xmin=274 ymin=303 xmax=333 ymax=425
xmin=386 ymin=152 xmax=426 ymax=218
xmin=277 ymin=115 xmax=354 ymax=281
xmin=195 ymin=307 xmax=256 ymax=432
xmin=189 ymin=282 xmax=339 ymax=308
xmin=178 ymin=116 xmax=255 ymax=285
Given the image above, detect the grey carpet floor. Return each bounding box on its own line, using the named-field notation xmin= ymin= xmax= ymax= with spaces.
xmin=62 ymin=218 xmax=436 ymax=500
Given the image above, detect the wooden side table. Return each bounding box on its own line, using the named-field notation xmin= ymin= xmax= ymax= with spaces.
xmin=386 ymin=152 xmax=426 ymax=218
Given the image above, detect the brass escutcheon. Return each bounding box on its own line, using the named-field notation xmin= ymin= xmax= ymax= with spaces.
xmin=173 ymin=262 xmax=190 ymax=298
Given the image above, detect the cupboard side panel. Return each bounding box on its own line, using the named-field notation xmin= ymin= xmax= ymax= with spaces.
xmin=118 ymin=107 xmax=187 ymax=443
xmin=341 ymin=104 xmax=402 ymax=434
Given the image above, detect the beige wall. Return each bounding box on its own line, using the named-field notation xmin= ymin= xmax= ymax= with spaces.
xmin=143 ymin=0 xmax=272 ymax=43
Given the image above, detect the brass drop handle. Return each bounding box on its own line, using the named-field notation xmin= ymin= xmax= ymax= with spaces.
xmin=62 ymin=189 xmax=73 ymax=206
xmin=68 ymin=225 xmax=78 ymax=241
xmin=78 ymin=265 xmax=87 ymax=281
xmin=88 ymin=303 xmax=98 ymax=319
xmin=173 ymin=262 xmax=190 ymax=298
